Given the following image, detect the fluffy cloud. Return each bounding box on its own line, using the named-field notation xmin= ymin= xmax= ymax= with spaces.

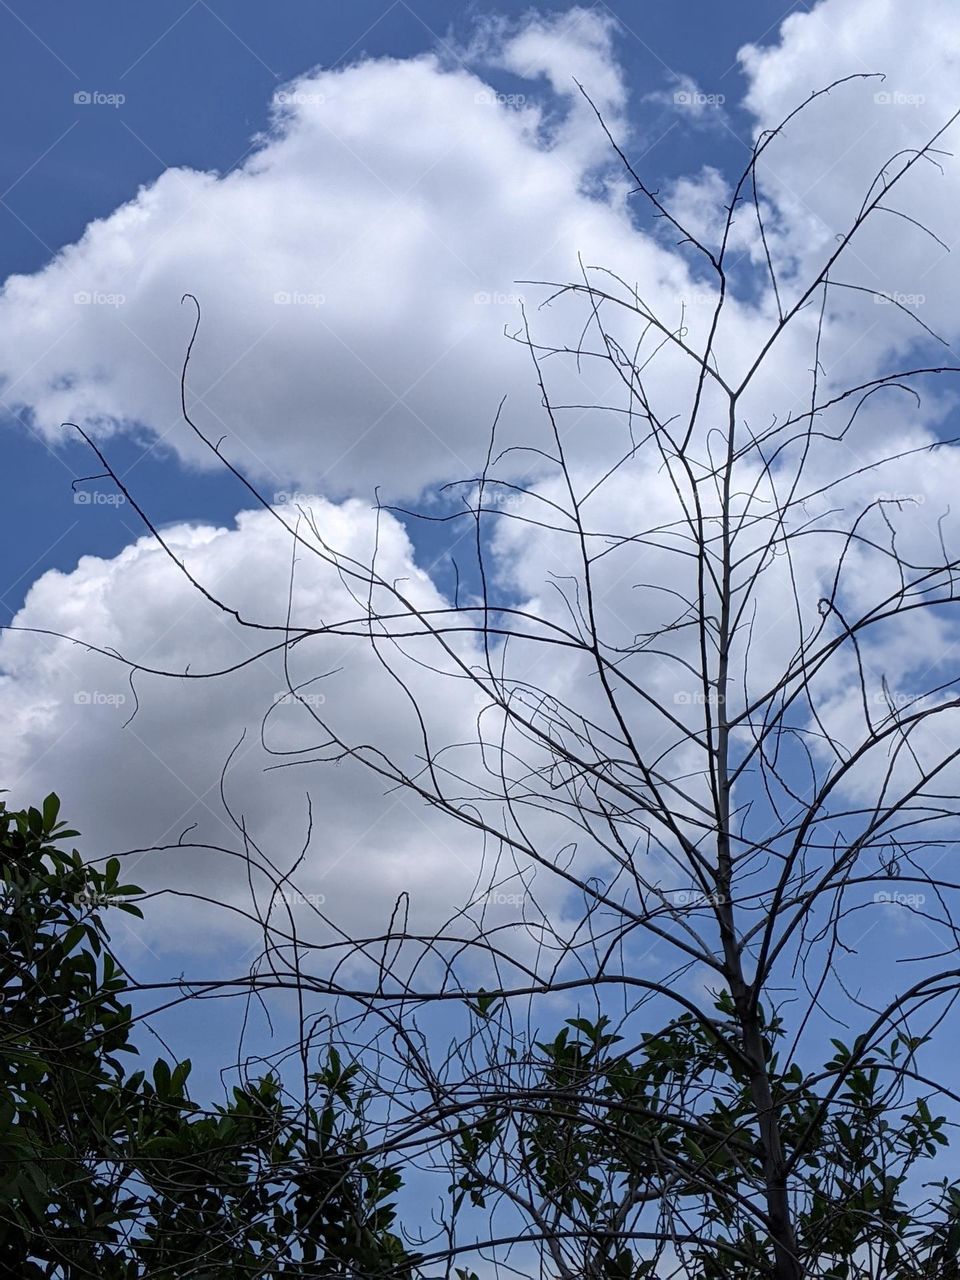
xmin=6 ymin=419 xmax=955 ymax=967
xmin=0 ymin=497 xmax=580 ymax=965
xmin=0 ymin=8 xmax=677 ymax=498
xmin=737 ymin=0 xmax=960 ymax=353
xmin=5 ymin=0 xmax=960 ymax=975
xmin=0 ymin=5 xmax=857 ymax=504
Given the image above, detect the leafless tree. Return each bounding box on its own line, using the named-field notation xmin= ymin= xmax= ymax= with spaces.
xmin=19 ymin=76 xmax=960 ymax=1278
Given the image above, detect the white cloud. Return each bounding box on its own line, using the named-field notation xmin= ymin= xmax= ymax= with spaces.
xmin=0 ymin=8 xmax=667 ymax=499
xmin=0 ymin=496 xmax=621 ymax=972
xmin=0 ymin=5 xmax=831 ymax=505
xmin=641 ymin=73 xmax=729 ymax=128
xmin=464 ymin=7 xmax=628 ymax=162
xmin=737 ymin=0 xmax=960 ymax=353
xmin=6 ymin=0 xmax=960 ymax=976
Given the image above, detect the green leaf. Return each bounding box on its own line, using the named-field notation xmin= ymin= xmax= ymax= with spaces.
xmin=41 ymin=793 xmax=60 ymax=832
xmin=61 ymin=923 xmax=86 ymax=954
xmin=171 ymin=1059 xmax=192 ymax=1095
xmin=468 ymin=988 xmax=500 ymax=1018
xmin=153 ymin=1058 xmax=171 ymax=1097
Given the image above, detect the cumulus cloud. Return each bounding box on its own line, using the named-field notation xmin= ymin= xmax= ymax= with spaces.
xmin=0 ymin=4 xmax=854 ymax=504
xmin=7 ymin=416 xmax=956 ymax=966
xmin=5 ymin=0 xmax=960 ymax=973
xmin=737 ymin=0 xmax=960 ymax=353
xmin=0 ymin=497 xmax=594 ymax=967
xmin=0 ymin=7 xmax=667 ymax=498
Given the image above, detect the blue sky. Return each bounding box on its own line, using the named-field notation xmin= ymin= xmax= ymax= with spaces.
xmin=3 ymin=0 xmax=960 ymax=1198
xmin=0 ymin=0 xmax=807 ymax=624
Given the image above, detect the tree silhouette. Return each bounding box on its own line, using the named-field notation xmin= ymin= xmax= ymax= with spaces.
xmin=11 ymin=76 xmax=960 ymax=1277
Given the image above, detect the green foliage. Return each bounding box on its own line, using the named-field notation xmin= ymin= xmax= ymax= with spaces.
xmin=0 ymin=792 xmax=416 ymax=1278
xmin=4 ymin=789 xmax=959 ymax=1278
xmin=0 ymin=789 xmax=142 ymax=1276
xmin=451 ymin=1002 xmax=960 ymax=1279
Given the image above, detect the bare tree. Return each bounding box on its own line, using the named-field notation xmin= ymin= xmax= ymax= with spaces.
xmin=17 ymin=77 xmax=960 ymax=1277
